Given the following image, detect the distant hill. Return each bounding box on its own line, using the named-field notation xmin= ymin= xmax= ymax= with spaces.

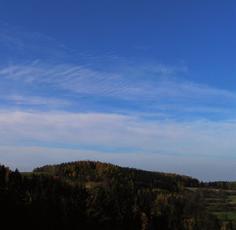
xmin=33 ymin=160 xmax=200 ymax=191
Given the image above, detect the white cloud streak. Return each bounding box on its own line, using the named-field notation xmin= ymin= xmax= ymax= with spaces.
xmin=1 ymin=110 xmax=236 ymax=159
xmin=1 ymin=95 xmax=71 ymax=106
xmin=0 ymin=63 xmax=235 ymax=104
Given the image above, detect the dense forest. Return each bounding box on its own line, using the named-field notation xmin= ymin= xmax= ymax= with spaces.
xmin=0 ymin=161 xmax=235 ymax=229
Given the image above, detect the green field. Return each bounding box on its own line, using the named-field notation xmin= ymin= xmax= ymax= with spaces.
xmin=193 ymin=188 xmax=236 ymax=227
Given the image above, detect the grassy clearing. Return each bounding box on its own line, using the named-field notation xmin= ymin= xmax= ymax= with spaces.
xmin=195 ymin=188 xmax=236 ymax=226
xmin=213 ymin=211 xmax=236 ymax=222
xmin=228 ymin=195 xmax=236 ymax=204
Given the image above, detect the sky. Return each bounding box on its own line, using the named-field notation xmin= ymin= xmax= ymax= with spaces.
xmin=0 ymin=0 xmax=236 ymax=181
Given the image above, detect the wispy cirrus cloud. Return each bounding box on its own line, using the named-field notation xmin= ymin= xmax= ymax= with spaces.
xmin=0 ymin=60 xmax=236 ymax=122
xmin=0 ymin=62 xmax=235 ymax=103
xmin=1 ymin=22 xmax=235 ymax=117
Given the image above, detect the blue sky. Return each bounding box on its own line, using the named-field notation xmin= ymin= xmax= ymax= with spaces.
xmin=0 ymin=0 xmax=236 ymax=180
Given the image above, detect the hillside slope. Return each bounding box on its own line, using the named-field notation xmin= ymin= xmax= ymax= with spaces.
xmin=34 ymin=161 xmax=200 ymax=192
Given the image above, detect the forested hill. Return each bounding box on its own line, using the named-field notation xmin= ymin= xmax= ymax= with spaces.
xmin=33 ymin=160 xmax=200 ymax=191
